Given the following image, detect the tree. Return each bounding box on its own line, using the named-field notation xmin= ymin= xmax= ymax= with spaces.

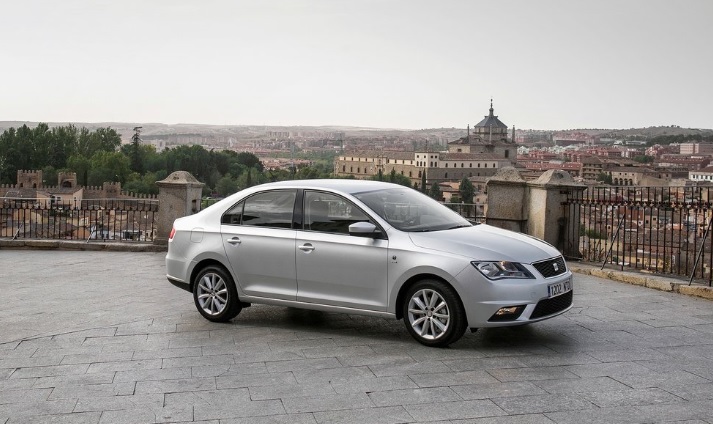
xmin=459 ymin=177 xmax=475 ymax=218
xmin=87 ymin=151 xmax=131 ymax=186
xmin=130 ymin=127 xmax=143 ymax=173
xmin=421 ymin=171 xmax=427 ymax=193
xmin=236 ymin=152 xmax=264 ymax=172
xmin=215 ymin=175 xmax=239 ymax=196
xmin=597 ymin=172 xmax=613 ymax=184
xmin=429 ymin=182 xmax=442 ymax=200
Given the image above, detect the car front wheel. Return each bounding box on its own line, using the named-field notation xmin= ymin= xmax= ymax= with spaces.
xmin=402 ymin=280 xmax=467 ymax=347
xmin=192 ymin=265 xmax=241 ymax=322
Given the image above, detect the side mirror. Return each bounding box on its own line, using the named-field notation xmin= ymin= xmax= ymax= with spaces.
xmin=349 ymin=221 xmax=380 ymax=238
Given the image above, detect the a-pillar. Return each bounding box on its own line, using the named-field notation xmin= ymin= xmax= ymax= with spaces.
xmin=155 ymin=171 xmax=204 ymax=245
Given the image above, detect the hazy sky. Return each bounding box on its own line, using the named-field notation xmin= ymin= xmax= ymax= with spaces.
xmin=2 ymin=0 xmax=711 ymax=130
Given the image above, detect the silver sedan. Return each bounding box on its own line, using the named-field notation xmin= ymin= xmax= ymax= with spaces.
xmin=166 ymin=179 xmax=573 ymax=347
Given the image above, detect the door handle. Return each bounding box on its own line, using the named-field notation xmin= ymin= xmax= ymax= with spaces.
xmin=298 ymin=243 xmax=315 ymax=252
xmin=227 ymin=237 xmax=241 ymax=245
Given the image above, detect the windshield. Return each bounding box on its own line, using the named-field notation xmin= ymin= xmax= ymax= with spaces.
xmin=354 ymin=188 xmax=472 ymax=232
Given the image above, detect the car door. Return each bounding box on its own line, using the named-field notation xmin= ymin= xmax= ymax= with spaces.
xmin=295 ymin=190 xmax=389 ymax=311
xmin=220 ymin=189 xmax=298 ymax=300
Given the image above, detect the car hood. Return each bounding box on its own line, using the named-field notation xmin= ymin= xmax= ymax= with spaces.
xmin=408 ymin=224 xmax=561 ymax=263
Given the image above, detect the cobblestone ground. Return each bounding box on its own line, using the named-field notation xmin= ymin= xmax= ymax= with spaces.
xmin=1 ymin=250 xmax=713 ymax=424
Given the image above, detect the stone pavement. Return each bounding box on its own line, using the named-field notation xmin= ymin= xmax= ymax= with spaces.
xmin=1 ymin=250 xmax=713 ymax=424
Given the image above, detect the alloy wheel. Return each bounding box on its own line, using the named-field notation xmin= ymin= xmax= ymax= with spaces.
xmin=407 ymin=288 xmax=450 ymax=340
xmin=196 ymin=272 xmax=228 ymax=316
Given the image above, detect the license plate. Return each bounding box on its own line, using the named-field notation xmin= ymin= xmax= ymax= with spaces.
xmin=548 ymin=279 xmax=572 ymax=298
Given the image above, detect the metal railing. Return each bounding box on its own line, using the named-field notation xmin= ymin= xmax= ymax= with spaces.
xmin=565 ymin=186 xmax=713 ymax=286
xmin=1 ymin=197 xmax=158 ymax=242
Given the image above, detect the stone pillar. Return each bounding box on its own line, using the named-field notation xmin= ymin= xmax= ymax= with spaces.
xmin=527 ymin=170 xmax=586 ymax=257
xmin=155 ymin=171 xmax=204 ymax=245
xmin=485 ymin=167 xmax=528 ymax=233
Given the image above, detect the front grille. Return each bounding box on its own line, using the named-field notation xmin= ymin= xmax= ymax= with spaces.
xmin=531 ymin=290 xmax=573 ymax=319
xmin=533 ymin=256 xmax=567 ymax=278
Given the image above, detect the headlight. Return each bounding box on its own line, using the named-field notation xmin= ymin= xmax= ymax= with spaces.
xmin=471 ymin=261 xmax=535 ymax=280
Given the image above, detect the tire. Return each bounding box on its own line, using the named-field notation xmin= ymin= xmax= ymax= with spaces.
xmin=192 ymin=265 xmax=242 ymax=322
xmin=402 ymin=279 xmax=467 ymax=347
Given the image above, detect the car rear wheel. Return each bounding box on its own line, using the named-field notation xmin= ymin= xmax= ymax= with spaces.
xmin=402 ymin=280 xmax=467 ymax=347
xmin=193 ymin=265 xmax=241 ymax=322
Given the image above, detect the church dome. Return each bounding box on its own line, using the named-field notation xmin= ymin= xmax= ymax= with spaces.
xmin=475 ymin=100 xmax=507 ymax=130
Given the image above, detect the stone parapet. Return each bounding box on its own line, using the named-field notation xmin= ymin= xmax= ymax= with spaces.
xmin=0 ymin=239 xmax=165 ymax=252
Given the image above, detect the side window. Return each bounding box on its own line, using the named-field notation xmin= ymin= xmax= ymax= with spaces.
xmin=304 ymin=191 xmax=371 ymax=235
xmin=221 ymin=190 xmax=296 ymax=228
xmin=221 ymin=201 xmax=244 ymax=225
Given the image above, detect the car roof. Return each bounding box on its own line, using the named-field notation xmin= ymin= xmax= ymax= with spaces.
xmin=250 ymin=179 xmax=406 ymax=195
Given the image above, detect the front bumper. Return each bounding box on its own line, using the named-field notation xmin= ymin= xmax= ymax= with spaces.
xmin=455 ymin=265 xmax=574 ymax=328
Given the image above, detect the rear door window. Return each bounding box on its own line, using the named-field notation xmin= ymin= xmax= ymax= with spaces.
xmin=221 ymin=190 xmax=297 ymax=229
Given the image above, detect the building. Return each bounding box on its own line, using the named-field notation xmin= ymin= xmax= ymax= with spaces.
xmin=680 ymin=142 xmax=713 ymax=155
xmin=334 ymin=101 xmax=517 ymax=188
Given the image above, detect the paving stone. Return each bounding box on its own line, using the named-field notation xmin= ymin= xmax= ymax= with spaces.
xmin=249 ymin=381 xmax=336 ymax=400
xmin=443 ymin=357 xmax=528 ymax=372
xmin=97 ymin=405 xmax=193 ymax=424
xmin=31 ymin=373 xmax=115 ymax=389
xmin=409 ymin=370 xmax=500 ymax=388
xmin=166 ymin=389 xmax=285 ymax=420
xmin=579 ymin=387 xmax=685 ymax=408
xmin=113 ymin=367 xmax=192 ymax=383
xmin=337 ymin=354 xmax=415 ymax=368
xmin=368 ymin=360 xmax=452 ymax=377
xmin=234 ymin=350 xmax=305 ymax=364
xmin=533 ymin=376 xmax=631 ymax=394
xmin=131 ymin=347 xmax=202 ymax=360
xmin=452 ymin=381 xmax=548 ymax=400
xmin=135 ymin=377 xmax=216 ymax=394
xmin=544 ymin=404 xmax=658 ymax=423
xmin=9 ymin=364 xmax=89 ymax=379
xmin=368 ymin=386 xmax=461 ymax=407
xmin=313 ymin=406 xmax=412 ymax=424
xmin=452 ymin=414 xmax=556 ymax=424
xmin=192 ymin=361 xmax=268 ymax=378
xmin=610 ymin=370 xmax=712 ymax=389
xmin=0 ymin=399 xmax=77 ymax=420
xmin=86 ymin=359 xmax=162 ymax=374
xmin=60 ymin=351 xmax=134 ymax=365
xmin=330 ymin=375 xmax=418 ymax=394
xmin=492 ymin=393 xmax=597 ymax=414
xmin=49 ymin=382 xmax=136 ymax=400
xmin=265 ymin=358 xmax=342 ymax=373
xmin=217 ymin=371 xmax=296 ymax=390
xmin=282 ymin=393 xmax=373 ymax=413
xmin=563 ymin=361 xmax=653 ymax=378
xmin=73 ymin=393 xmax=164 ymax=413
xmin=487 ymin=366 xmax=580 ymax=382
xmin=221 ymin=413 xmax=317 ymax=424
xmin=404 ymin=400 xmax=506 ymax=421
xmin=292 ymin=366 xmax=375 ymax=384
xmin=664 ymin=382 xmax=713 ymax=401
xmin=0 ymin=356 xmax=63 ymax=369
xmin=0 ymin=388 xmax=52 ymax=405
xmin=301 ymin=345 xmax=377 ymax=359
xmin=8 ymin=411 xmax=101 ymax=424
xmin=162 ymin=354 xmax=235 ymax=369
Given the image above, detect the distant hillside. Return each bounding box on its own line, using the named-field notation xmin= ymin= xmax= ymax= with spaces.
xmin=1 ymin=121 xmax=711 ymax=144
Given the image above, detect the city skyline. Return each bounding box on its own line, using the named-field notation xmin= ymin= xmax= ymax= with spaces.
xmin=2 ymin=0 xmax=711 ymax=131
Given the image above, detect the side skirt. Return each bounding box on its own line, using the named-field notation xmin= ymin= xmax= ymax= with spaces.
xmin=239 ymin=295 xmax=397 ymax=320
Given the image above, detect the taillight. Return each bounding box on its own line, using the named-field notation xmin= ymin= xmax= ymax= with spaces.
xmin=169 ymin=227 xmax=176 ymax=241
